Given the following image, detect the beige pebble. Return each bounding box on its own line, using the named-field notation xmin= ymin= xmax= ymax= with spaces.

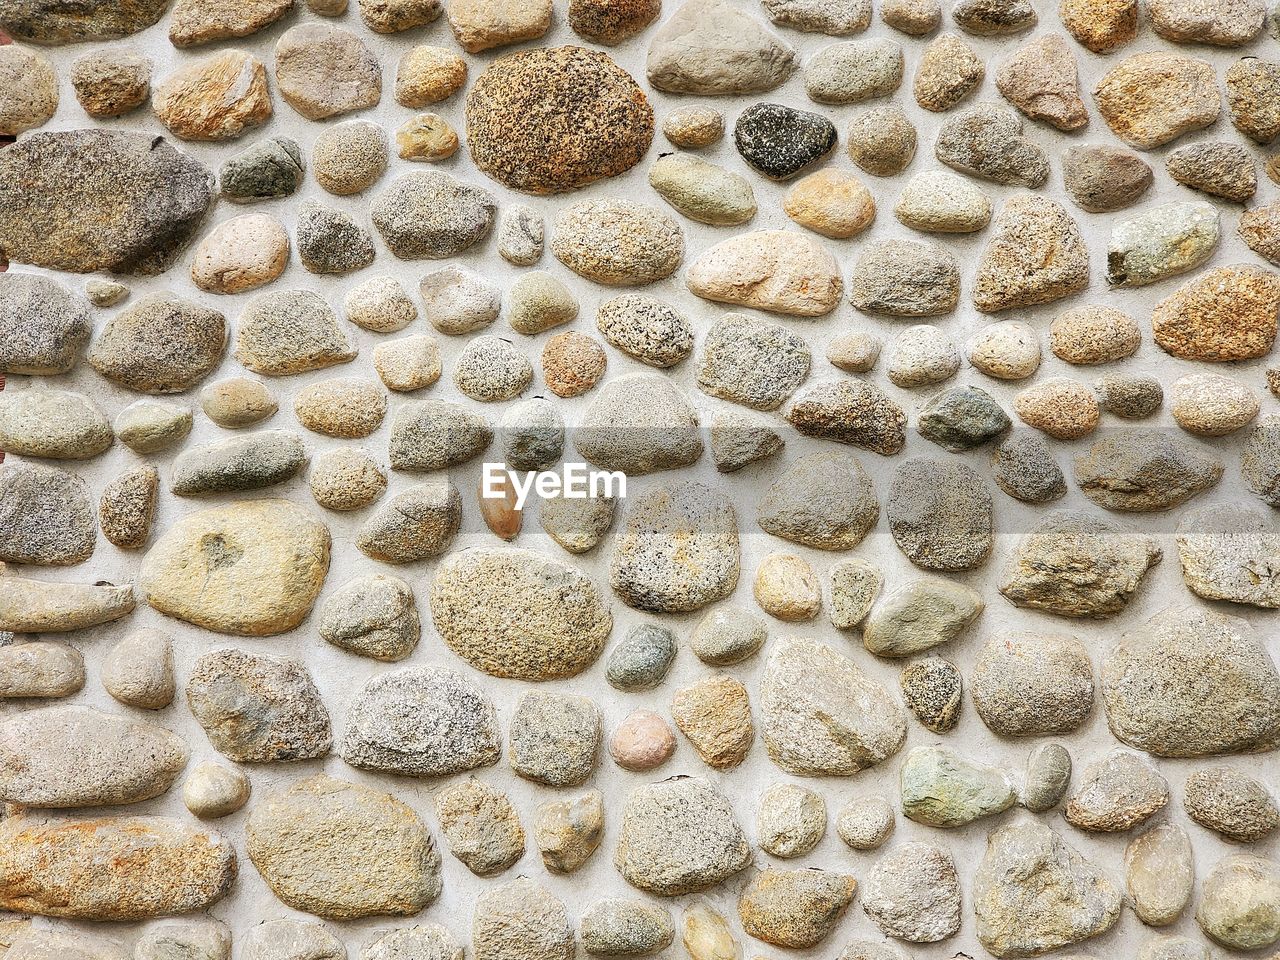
xmin=1015 ymin=377 xmax=1100 ymax=440
xmin=397 ymin=113 xmax=460 ymax=162
xmin=373 ymin=335 xmax=443 ymax=392
xmin=969 ymin=321 xmax=1041 ymax=380
xmin=542 ymin=331 xmax=607 ymax=398
xmin=663 ymin=105 xmax=724 ymax=148
xmin=754 ymin=553 xmax=822 ymax=622
xmin=1171 ymin=373 xmax=1260 ymax=436
xmin=1050 ymin=305 xmax=1141 ymax=364
xmin=200 ymin=377 xmax=278 ymax=428
xmin=827 ymin=331 xmax=882 ymax=373
xmin=783 ymin=169 xmax=876 ymax=240
xmin=190 ymin=214 xmax=289 ymax=295
xmin=396 ymin=45 xmax=467 ymax=107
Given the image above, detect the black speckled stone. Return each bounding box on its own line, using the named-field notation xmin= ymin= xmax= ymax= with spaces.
xmin=733 ymin=103 xmax=837 ymax=181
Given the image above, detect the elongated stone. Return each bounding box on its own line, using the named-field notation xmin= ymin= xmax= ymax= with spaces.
xmin=900 ymin=746 xmax=1016 ymax=827
xmin=0 ymin=564 xmax=134 ymax=633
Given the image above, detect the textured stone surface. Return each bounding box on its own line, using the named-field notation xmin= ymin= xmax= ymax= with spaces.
xmin=862 ymin=842 xmax=961 ymax=942
xmin=0 ymin=462 xmax=97 ymax=566
xmin=687 ymin=229 xmax=840 ymax=316
xmin=646 ymin=0 xmax=794 ymax=95
xmin=1094 ymin=52 xmax=1221 ymax=149
xmin=971 ymin=632 xmax=1095 ymax=737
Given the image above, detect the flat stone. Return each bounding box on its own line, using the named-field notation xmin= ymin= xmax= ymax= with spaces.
xmin=0 ymin=816 xmax=235 ymax=921
xmin=894 ymin=170 xmax=991 ymax=233
xmin=1 ymin=0 xmax=170 ymax=42
xmin=247 ymin=773 xmax=441 ymax=920
xmin=200 ymin=378 xmax=276 ymax=429
xmin=581 ymin=900 xmax=673 ymax=956
xmin=99 ymin=465 xmax=158 ymax=550
xmin=992 ymin=433 xmax=1067 ymax=502
xmin=360 ymin=0 xmax=442 ymax=32
xmin=1023 ymin=743 xmax=1072 ymax=812
xmin=974 ymin=821 xmax=1121 ymax=957
xmin=886 ymin=324 xmax=960 ymax=388
xmin=0 ymin=705 xmax=186 ymax=807
xmin=1177 ymin=504 xmax=1280 ymax=607
xmin=968 ymin=320 xmax=1041 ymax=380
xmin=0 ymin=388 xmax=111 ymax=460
xmin=576 ymin=372 xmax=702 ymax=474
xmin=687 ymin=229 xmax=840 ymax=316
xmin=953 ymin=0 xmax=1037 ymax=33
xmin=1126 ymin=823 xmax=1194 ymax=926
xmin=1107 ymin=200 xmax=1219 ymax=288
xmin=1167 ymin=141 xmax=1256 ymax=202
xmin=734 ymin=103 xmax=837 ymax=179
xmin=900 ymin=657 xmax=962 ymax=733
xmin=570 ymin=0 xmax=661 ymax=43
xmin=1074 ymin=429 xmax=1222 ymax=512
xmin=182 ymin=762 xmax=250 ymax=820
xmin=0 ymin=565 xmax=134 ymax=634
xmin=72 ymin=50 xmax=150 ymax=119
xmin=1065 ymin=750 xmax=1169 ymax=831
xmin=187 ymin=648 xmax=331 ymax=763
xmin=614 ymin=777 xmax=751 ymax=895
xmin=883 ymin=0 xmax=940 ymax=31
xmin=1094 ymin=52 xmax=1220 ymax=149
xmin=1064 ymin=143 xmax=1153 ymax=212
xmin=296 ymin=202 xmax=376 ymax=274
xmin=169 ymin=0 xmax=292 ymax=46
xmin=850 ymin=239 xmax=959 ymax=316
xmin=241 ymin=920 xmax=344 ymax=960
xmin=191 ymin=214 xmax=288 ymax=293
xmin=473 ymin=878 xmax=573 ymax=960
xmin=373 ymin=172 xmax=495 ymax=260
xmin=274 ymin=24 xmax=381 ymax=120
xmin=355 ymin=480 xmax=461 ymax=562
xmin=1155 ymin=263 xmax=1280 ymax=361
xmin=446 ymin=0 xmax=548 ymax=51
xmin=0 ymin=641 xmax=84 ymax=700
xmin=847 ymin=103 xmax=916 ymax=174
xmin=763 ymin=0 xmax=870 ymax=31
xmin=220 ymin=136 xmax=304 ymax=203
xmin=1244 ymin=415 xmax=1280 ymax=506
xmin=1171 ymin=372 xmax=1258 ymax=436
xmin=1228 ymin=56 xmax=1280 ymax=143
xmin=785 ymin=378 xmax=907 ymax=455
xmin=466 ymin=46 xmax=652 ymax=194
xmin=995 ymin=33 xmax=1087 ymax=130
xmin=1000 ymin=510 xmax=1161 ymax=618
xmin=389 ymin=399 xmax=491 ymax=471
xmin=170 ymin=431 xmax=305 ymax=496
xmin=649 ymin=153 xmax=756 ymax=226
xmin=974 ymin=194 xmax=1089 ymax=312
xmin=1150 ymin=0 xmax=1265 ymax=44
xmin=836 ymin=796 xmax=895 ymax=850
xmin=0 ymin=273 xmax=92 ymax=376
xmin=738 ymin=868 xmax=857 ymax=948
xmin=710 ymin=411 xmax=784 ymax=472
xmin=553 ymin=199 xmax=683 ymax=286
xmin=1015 ymin=377 xmax=1100 ymax=440
xmin=1103 ymin=604 xmax=1280 ymax=756
xmin=1198 ymin=855 xmax=1280 ymax=950
xmin=318 ymin=574 xmax=419 ymax=661
xmin=887 ymin=458 xmax=992 ymax=571
xmin=1051 ymin=306 xmax=1140 ymax=364
xmin=917 ymin=386 xmax=1010 ymax=451
xmin=309 ymin=448 xmax=387 ymax=512
xmin=152 ymin=51 xmax=272 ymax=142
xmin=913 ymin=33 xmax=984 ymax=110
xmin=0 ymin=130 xmax=214 ymax=275
xmin=0 ymin=462 xmax=97 ymax=566
xmin=863 ymin=577 xmax=983 ymax=657
xmin=783 ymin=167 xmax=876 ymax=239
xmin=8 ymin=931 xmax=128 ymax=960
xmin=901 ymin=745 xmax=1016 ymax=827
xmin=435 ymin=778 xmax=525 ymax=876
xmin=1062 ymin=0 xmax=1137 ymax=51
xmin=972 ymin=632 xmax=1094 ymax=736
xmin=140 ymin=499 xmax=329 ymax=636
xmin=804 ymin=39 xmax=903 ymax=104
xmin=609 ymin=481 xmax=738 ymax=612
xmin=862 ymin=842 xmax=961 ymax=942
xmin=236 ymin=289 xmax=356 ymax=374
xmin=1185 ymin=766 xmax=1280 ymax=841
xmin=697 ymin=314 xmax=808 ymax=411
xmin=646 ymin=0 xmax=794 ymax=94
xmin=935 ymin=103 xmax=1049 ymax=187
xmin=510 ymin=691 xmax=601 ymax=785
xmin=92 ymin=294 xmax=225 ymax=393
xmin=760 ymin=637 xmax=906 ymax=775
xmin=536 ymin=789 xmax=603 ymax=873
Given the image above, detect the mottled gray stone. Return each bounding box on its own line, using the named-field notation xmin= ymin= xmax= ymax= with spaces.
xmin=510 ymin=691 xmax=601 ymax=786
xmin=0 ymin=388 xmax=112 ymax=459
xmin=220 ymin=136 xmax=304 ymax=203
xmin=235 ymin=290 xmax=356 ymax=375
xmin=972 ymin=632 xmax=1095 ymax=737
xmin=804 ymin=39 xmax=903 ymax=104
xmin=733 ymin=103 xmax=837 ymax=180
xmin=356 ymin=480 xmax=460 ymax=563
xmin=935 ymin=102 xmax=1048 ymax=187
xmin=241 ymin=920 xmax=345 ymax=960
xmin=710 ymin=411 xmax=784 ymax=472
xmin=849 ymin=239 xmax=959 ymax=316
xmin=646 ymin=0 xmax=795 ymax=95
xmin=689 ymin=606 xmax=765 ymax=666
xmin=785 ymin=378 xmax=907 ymax=455
xmin=991 ymin=433 xmax=1067 ymax=503
xmin=828 ymin=557 xmax=882 ymax=630
xmin=900 ymin=657 xmax=962 ymax=734
xmin=170 ymin=431 xmax=306 ymax=496
xmin=757 ymin=452 xmax=877 ymax=550
xmin=0 ymin=273 xmax=92 ymax=375
xmin=757 ymin=782 xmax=825 ymax=858
xmin=1074 ymin=429 xmax=1223 ymax=512
xmin=862 ymin=842 xmax=961 ymax=942
xmin=576 ymin=373 xmax=702 ymax=475
xmin=887 ymin=458 xmax=992 ymax=571
xmin=435 ymin=777 xmax=525 ymax=876
xmin=1184 ymin=766 xmax=1279 ymax=842
xmin=580 ymin=899 xmax=673 ymax=957
xmin=900 ymin=746 xmax=1016 ymax=827
xmin=596 ymin=294 xmax=693 ymax=368
xmin=371 ymin=172 xmax=495 ymax=259
xmin=917 ymin=386 xmax=1010 ymax=451
xmin=606 ymin=624 xmax=676 ymax=690
xmin=1176 ymin=503 xmax=1280 ymax=608
xmin=318 ymin=575 xmax=418 ymax=662
xmin=1244 ymin=415 xmax=1280 ymax=506
xmin=697 ymin=314 xmax=809 ymax=411
xmin=1065 ymin=750 xmax=1169 ymax=832
xmin=1023 ymin=743 xmax=1072 ymax=812
xmin=472 ymin=878 xmax=573 ymax=960
xmin=297 ymin=200 xmax=377 ymax=275
xmin=1107 ymin=201 xmax=1219 ymax=287
xmin=388 ymin=399 xmax=491 ymax=472
xmin=0 ymin=462 xmax=97 ymax=566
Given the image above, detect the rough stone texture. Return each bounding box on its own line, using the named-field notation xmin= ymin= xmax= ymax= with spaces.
xmin=995 ymin=33 xmax=1088 ymax=130
xmin=0 ymin=462 xmax=98 ymax=566
xmin=850 ymin=239 xmax=959 ymax=316
xmin=473 ymin=878 xmax=573 ymax=960
xmin=646 ymin=0 xmax=795 ymax=95
xmin=1184 ymin=766 xmax=1280 ymax=842
xmin=757 ymin=452 xmax=877 ymax=550
xmin=1197 ymin=855 xmax=1280 ymax=950
xmin=1094 ymin=52 xmax=1221 ymax=149
xmin=900 ymin=746 xmax=1017 ymax=827
xmin=887 ymin=458 xmax=992 ymax=571
xmin=373 ymin=172 xmax=496 ymax=260
xmin=1153 ymin=264 xmax=1280 ymax=362
xmin=151 ymin=51 xmax=272 ymax=142
xmin=935 ymin=103 xmax=1049 ymax=188
xmin=1073 ymin=429 xmax=1223 ymax=512
xmin=688 ymin=229 xmax=841 ymax=316
xmin=738 ymin=868 xmax=858 ymax=948
xmin=1064 ymin=750 xmax=1169 ymax=832
xmin=786 ymin=378 xmax=907 ymax=455
xmin=553 ymin=200 xmax=683 ymax=286
xmin=672 ymin=674 xmax=753 ymax=769
xmin=1064 ymin=144 xmax=1152 ymax=212
xmin=863 ymin=577 xmax=982 ymax=657
xmin=971 ymin=632 xmax=1095 ymax=737
xmin=435 ymin=778 xmax=525 ymax=876
xmin=0 ymin=641 xmax=85 ymax=700
xmin=0 ymin=0 xmax=170 ymax=43
xmin=274 ymin=24 xmax=381 ymax=120
xmin=861 ymin=842 xmax=961 ymax=942
xmin=974 ymin=195 xmax=1090 ymax=312
xmin=236 ymin=290 xmax=356 ymax=375
xmin=1107 ymin=200 xmax=1219 ymax=288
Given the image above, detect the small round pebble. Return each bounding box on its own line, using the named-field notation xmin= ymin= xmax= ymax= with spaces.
xmin=200 ymin=377 xmax=277 ymax=428
xmin=454 ymin=336 xmax=533 ymax=402
xmin=115 ymin=400 xmax=193 ymax=453
xmin=373 ymin=335 xmax=442 ymax=392
xmin=542 ymin=331 xmax=607 ymax=398
xmin=420 ymin=266 xmax=501 ymax=336
xmin=894 ymin=170 xmax=991 ymax=232
xmin=847 ymin=104 xmax=916 ymax=176
xmin=900 ymin=657 xmax=963 ymax=733
xmin=883 ymin=0 xmax=941 ymax=32
xmin=509 ymin=272 xmax=579 ymax=335
xmin=395 ymin=45 xmax=467 ymax=107
xmin=663 ymin=105 xmax=724 ymax=148
xmin=606 ymin=623 xmax=676 ymax=691
xmin=312 ymin=119 xmax=388 ymax=195
xmin=85 ymin=279 xmax=129 ymax=307
xmin=183 ymin=761 xmax=251 ymax=819
xmin=991 ymin=433 xmax=1067 ymax=503
xmin=690 ymin=606 xmax=766 ymax=666
xmin=1063 ymin=144 xmax=1153 ymax=212
xmin=837 ymin=796 xmax=895 ymax=850
xmin=757 ymin=783 xmax=826 ymax=859
xmin=968 ymin=321 xmax=1040 ymax=380
xmin=596 ymin=294 xmax=693 ymax=368
xmin=581 ymin=899 xmax=674 ymax=957
xmin=1023 ymin=742 xmax=1072 ymax=812
xmin=610 ymin=709 xmax=676 ymax=771
xmin=754 ymin=553 xmax=821 ymax=622
xmin=1095 ymin=372 xmax=1163 ymax=419
xmin=886 ymin=325 xmax=960 ymax=388
xmin=1050 ymin=306 xmax=1141 ymax=364
xmin=344 ymin=275 xmax=417 ymax=333
xmin=1015 ymin=377 xmax=1100 ymax=440
xmin=190 ymin=214 xmax=289 ymax=295
xmin=498 ymin=204 xmax=544 ymax=266
xmin=827 ymin=331 xmax=882 ymax=373
xmin=783 ymin=168 xmax=876 ymax=239
xmin=309 ymin=447 xmax=388 ymax=511
xmin=294 ymin=377 xmax=387 ymax=439
xmin=396 ymin=113 xmax=459 ymax=162
xmin=1171 ymin=373 xmax=1259 ymax=436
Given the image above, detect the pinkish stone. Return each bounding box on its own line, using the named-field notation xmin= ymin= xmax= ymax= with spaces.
xmin=610 ymin=709 xmax=675 ymax=772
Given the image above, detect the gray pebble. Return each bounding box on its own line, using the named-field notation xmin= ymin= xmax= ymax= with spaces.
xmin=509 ymin=691 xmax=601 ymax=787
xmin=317 ymin=573 xmax=419 ymax=661
xmin=690 ymin=605 xmax=766 ymax=665
xmin=991 ymin=432 xmax=1067 ymax=502
xmin=606 ymin=623 xmax=677 ymax=691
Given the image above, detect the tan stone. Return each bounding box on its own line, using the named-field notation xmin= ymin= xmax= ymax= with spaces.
xmin=274 ymin=24 xmax=381 ymax=120
xmin=0 ymin=564 xmax=135 ymax=633
xmin=168 ymin=0 xmax=293 ymax=46
xmin=396 ymin=113 xmax=459 ymax=161
xmin=140 ymin=499 xmax=330 ymax=637
xmin=1094 ymin=52 xmax=1221 ymax=149
xmin=152 ymin=50 xmax=272 ymax=141
xmin=0 ymin=46 xmax=58 ymax=136
xmin=995 ymin=33 xmax=1087 ymax=131
xmin=190 ymin=214 xmax=289 ymax=294
xmin=447 ymin=0 xmax=551 ymax=52
xmin=1015 ymin=377 xmax=1100 ymax=440
xmin=395 ymin=45 xmax=467 ymax=106
xmin=1152 ymin=264 xmax=1280 ymax=361
xmin=782 ymin=169 xmax=875 ymax=239
xmin=672 ymin=675 xmax=754 ymax=769
xmin=1126 ymin=823 xmax=1194 ymax=926
xmin=754 ymin=553 xmax=821 ymax=622
xmin=373 ymin=335 xmax=442 ymax=392
xmin=686 ymin=229 xmax=842 ymax=317
xmin=1061 ymin=0 xmax=1137 ymax=52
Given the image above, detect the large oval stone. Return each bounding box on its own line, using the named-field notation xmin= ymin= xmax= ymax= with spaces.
xmin=1103 ymin=604 xmax=1280 ymax=757
xmin=466 ymin=46 xmax=653 ymax=195
xmin=0 ymin=816 xmax=236 ymax=921
xmin=140 ymin=499 xmax=331 ymax=637
xmin=246 ymin=773 xmax=441 ymax=921
xmin=0 ymin=131 xmax=214 ymax=276
xmin=0 ymin=0 xmax=170 ymax=43
xmin=0 ymin=706 xmax=187 ymax=808
xmin=430 ymin=547 xmax=611 ymax=680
